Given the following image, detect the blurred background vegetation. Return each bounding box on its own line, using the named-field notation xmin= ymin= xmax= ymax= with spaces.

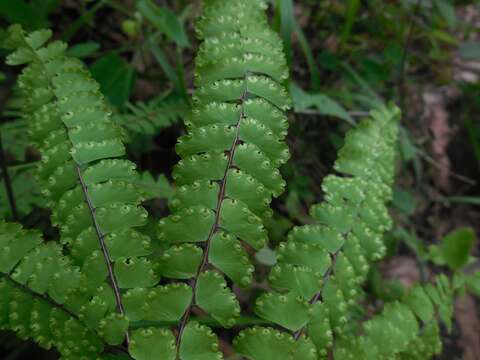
xmin=0 ymin=0 xmax=479 ymax=359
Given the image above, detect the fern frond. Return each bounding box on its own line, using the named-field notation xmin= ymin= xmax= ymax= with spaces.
xmin=234 ymin=105 xmax=455 ymax=360
xmin=153 ymin=0 xmax=291 ymax=357
xmin=0 ymin=221 xmax=108 ymax=359
xmin=4 ymin=25 xmax=177 ymax=357
xmin=333 ymin=276 xmax=453 ymax=360
xmin=233 ymin=105 xmax=400 ymax=359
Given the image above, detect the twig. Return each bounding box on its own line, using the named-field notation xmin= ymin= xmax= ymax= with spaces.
xmin=418 ymin=150 xmax=476 ymax=186
xmin=0 ymin=133 xmax=19 ymax=221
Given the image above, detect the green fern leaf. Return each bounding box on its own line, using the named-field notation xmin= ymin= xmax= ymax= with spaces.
xmin=196 ymin=271 xmax=240 ymax=327
xmin=234 ymin=327 xmax=296 ymax=360
xmin=153 ymin=0 xmax=292 ymax=355
xmin=255 ymin=292 xmax=311 ymax=332
xmin=124 ymin=284 xmax=192 ymax=322
xmin=179 ymin=322 xmax=223 ymax=360
xmin=0 ymin=221 xmax=107 ymax=358
xmin=129 ymin=327 xmax=176 ymax=360
xmin=234 ymin=105 xmax=401 ymax=356
xmin=155 ymin=244 xmax=203 ymax=279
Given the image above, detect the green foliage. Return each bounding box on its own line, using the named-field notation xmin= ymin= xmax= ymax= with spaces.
xmin=0 ymin=1 xmax=465 ymax=359
xmin=90 ymin=53 xmax=136 ymax=108
xmin=2 ymin=24 xmax=177 ymax=358
xmin=0 ymin=0 xmax=59 ymax=30
xmin=0 ymin=221 xmax=107 ymax=359
xmin=428 ymin=228 xmax=475 ymax=270
xmin=112 ymin=94 xmax=188 ymax=153
xmin=290 ymin=83 xmax=354 ymax=124
xmin=156 ymin=0 xmax=291 ymax=356
xmin=137 ymin=0 xmax=190 ymax=48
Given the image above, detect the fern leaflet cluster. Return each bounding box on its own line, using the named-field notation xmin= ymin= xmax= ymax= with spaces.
xmin=233 ymin=105 xmax=454 ymax=360
xmin=4 ymin=25 xmax=185 ymax=359
xmin=154 ymin=0 xmax=291 ymax=357
xmin=0 ymin=222 xmax=109 ymax=359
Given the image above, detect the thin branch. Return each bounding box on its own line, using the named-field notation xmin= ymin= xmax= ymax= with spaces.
xmin=175 ymin=77 xmax=249 ymax=358
xmin=75 ymin=165 xmax=130 ymax=346
xmin=0 ymin=133 xmax=19 ymax=221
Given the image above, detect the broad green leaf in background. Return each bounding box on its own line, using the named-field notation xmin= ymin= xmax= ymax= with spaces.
xmin=0 ymin=0 xmax=36 ymax=28
xmin=290 ymin=84 xmax=354 ymax=125
xmin=465 ymin=271 xmax=480 ymax=297
xmin=340 ymin=0 xmax=361 ymax=47
xmin=137 ymin=0 xmax=189 ymax=47
xmin=90 ymin=53 xmax=136 ymax=107
xmin=440 ymin=228 xmax=475 ymax=270
xmin=433 ymin=0 xmax=457 ymax=29
xmin=66 ymin=41 xmax=100 ymax=58
xmin=277 ymin=0 xmax=294 ymax=67
xmin=0 ymin=0 xmax=59 ymax=30
xmin=398 ymin=126 xmax=418 ymax=162
xmin=392 ymin=187 xmax=417 ymax=216
xmin=459 ymin=41 xmax=480 ymax=60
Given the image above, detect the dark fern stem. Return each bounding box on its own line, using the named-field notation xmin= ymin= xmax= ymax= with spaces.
xmin=175 ymin=75 xmax=249 ymax=358
xmin=76 ymin=165 xmax=130 ymax=346
xmin=0 ymin=133 xmax=19 ymax=221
